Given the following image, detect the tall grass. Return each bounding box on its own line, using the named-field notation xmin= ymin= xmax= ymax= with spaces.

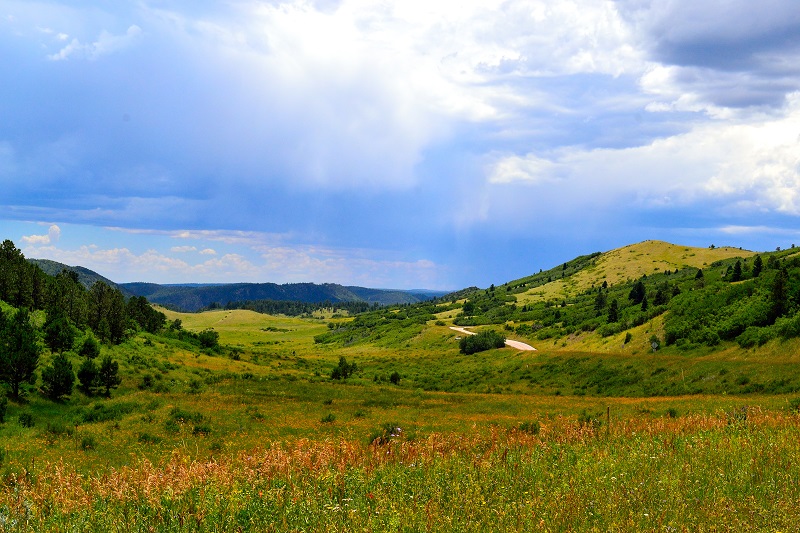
xmin=2 ymin=410 xmax=798 ymax=531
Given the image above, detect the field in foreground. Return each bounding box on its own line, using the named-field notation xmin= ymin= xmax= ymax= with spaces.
xmin=2 ymin=410 xmax=799 ymax=532
xmin=2 ymin=308 xmax=800 ymax=531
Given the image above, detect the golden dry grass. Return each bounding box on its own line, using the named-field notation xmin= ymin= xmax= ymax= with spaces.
xmin=517 ymin=240 xmax=754 ymax=305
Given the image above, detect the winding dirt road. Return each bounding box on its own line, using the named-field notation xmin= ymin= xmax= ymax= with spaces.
xmin=449 ymin=326 xmax=536 ymax=351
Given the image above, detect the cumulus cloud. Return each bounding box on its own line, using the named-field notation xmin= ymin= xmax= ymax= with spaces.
xmin=21 ymin=224 xmax=61 ymax=245
xmin=21 ymin=238 xmax=443 ymax=288
xmin=486 ymin=92 xmax=800 ymax=217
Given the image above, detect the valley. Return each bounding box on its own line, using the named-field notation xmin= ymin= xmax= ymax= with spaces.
xmin=1 ymin=238 xmax=800 ymax=531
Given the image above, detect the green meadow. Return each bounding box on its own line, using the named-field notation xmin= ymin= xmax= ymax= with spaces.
xmin=3 ymin=240 xmax=800 ymax=531
xmin=0 ymin=307 xmax=799 ymax=531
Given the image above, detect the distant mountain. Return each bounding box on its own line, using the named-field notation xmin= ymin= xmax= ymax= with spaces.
xmin=26 ymin=258 xmax=447 ymax=311
xmin=28 ymin=259 xmax=131 ymax=296
xmin=120 ymin=282 xmax=448 ymax=312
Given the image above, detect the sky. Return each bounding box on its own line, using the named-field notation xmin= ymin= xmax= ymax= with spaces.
xmin=2 ymin=0 xmax=800 ymax=290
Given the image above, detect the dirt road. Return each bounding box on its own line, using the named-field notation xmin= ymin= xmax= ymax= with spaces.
xmin=449 ymin=326 xmax=536 ymax=351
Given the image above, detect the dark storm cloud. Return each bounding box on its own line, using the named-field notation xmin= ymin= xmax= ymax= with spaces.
xmin=621 ymin=0 xmax=800 ymax=108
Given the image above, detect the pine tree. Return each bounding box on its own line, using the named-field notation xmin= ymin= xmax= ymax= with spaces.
xmin=732 ymin=260 xmax=743 ymax=282
xmin=97 ymin=356 xmax=121 ymax=397
xmin=769 ymin=268 xmax=789 ymax=323
xmin=0 ymin=308 xmax=41 ymax=400
xmin=41 ymin=353 xmax=75 ymax=401
xmin=752 ymin=255 xmax=763 ymax=278
xmin=77 ymin=358 xmax=98 ymax=396
xmin=607 ymin=299 xmax=619 ymax=323
xmin=628 ymin=281 xmax=646 ymax=304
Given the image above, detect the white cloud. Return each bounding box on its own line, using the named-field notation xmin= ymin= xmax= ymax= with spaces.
xmin=48 ymin=24 xmax=141 ymax=61
xmin=484 ymin=92 xmax=800 ymax=219
xmin=21 ymin=224 xmax=61 ymax=245
xmin=20 ymin=234 xmax=444 ymax=287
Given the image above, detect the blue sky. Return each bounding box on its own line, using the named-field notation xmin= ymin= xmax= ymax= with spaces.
xmin=2 ymin=1 xmax=800 ymax=290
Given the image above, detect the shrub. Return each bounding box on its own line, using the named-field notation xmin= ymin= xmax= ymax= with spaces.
xmin=192 ymin=423 xmax=212 ymax=436
xmin=320 ymin=413 xmax=336 ymax=424
xmin=459 ymin=330 xmax=506 ymax=355
xmin=518 ymin=420 xmax=541 ymax=434
xmin=597 ymin=323 xmax=621 ymax=338
xmin=139 ymin=373 xmax=154 ymax=390
xmin=18 ymin=413 xmax=34 ymax=428
xmin=736 ymin=326 xmax=775 ymax=348
xmin=80 ymin=436 xmax=96 ymax=451
xmin=389 ymin=371 xmax=401 ymax=385
xmin=369 ymin=422 xmax=403 ymax=445
xmin=0 ymin=394 xmax=6 ymax=423
xmin=331 ymin=357 xmax=358 ymax=380
xmin=138 ymin=432 xmax=162 ymax=444
xmin=197 ymin=329 xmax=219 ymax=350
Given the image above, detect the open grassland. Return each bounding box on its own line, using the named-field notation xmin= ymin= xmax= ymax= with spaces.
xmin=2 ymin=410 xmax=799 ymax=532
xmin=3 ymin=308 xmax=800 ymax=531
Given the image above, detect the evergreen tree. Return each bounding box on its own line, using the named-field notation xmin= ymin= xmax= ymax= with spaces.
xmin=78 ymin=334 xmax=101 ymax=359
xmin=0 ymin=308 xmax=41 ymax=400
xmin=41 ymin=353 xmax=75 ymax=401
xmin=77 ymin=358 xmax=98 ymax=396
xmin=607 ymin=299 xmax=619 ymax=323
xmin=732 ymin=260 xmax=743 ymax=282
xmin=97 ymin=355 xmax=121 ymax=397
xmin=88 ymin=282 xmax=127 ymax=344
xmin=752 ymin=255 xmax=763 ymax=278
xmin=46 ymin=270 xmax=88 ymax=329
xmin=769 ymin=268 xmax=789 ymax=322
xmin=44 ymin=314 xmax=77 ymax=354
xmin=641 ymin=293 xmax=649 ymax=312
xmin=594 ymin=290 xmax=607 ymax=315
xmin=695 ymin=268 xmax=705 ymax=288
xmin=628 ymin=281 xmax=646 ymax=304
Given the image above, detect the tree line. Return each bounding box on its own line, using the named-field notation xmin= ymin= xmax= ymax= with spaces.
xmin=0 ymin=239 xmax=166 ymax=401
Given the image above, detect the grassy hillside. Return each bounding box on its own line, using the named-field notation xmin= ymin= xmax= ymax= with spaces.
xmin=515 ymin=240 xmax=754 ymax=304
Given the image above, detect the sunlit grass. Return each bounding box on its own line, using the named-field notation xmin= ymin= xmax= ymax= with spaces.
xmin=3 ymin=409 xmax=799 ymax=532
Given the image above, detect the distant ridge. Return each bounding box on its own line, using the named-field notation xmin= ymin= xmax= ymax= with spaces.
xmin=28 ymin=258 xmax=131 ymax=296
xmin=25 ymin=258 xmax=447 ymax=311
xmin=120 ymin=282 xmax=448 ymax=312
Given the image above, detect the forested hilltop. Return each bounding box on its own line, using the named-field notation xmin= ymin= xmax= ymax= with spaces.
xmin=121 ymin=281 xmax=446 ymax=312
